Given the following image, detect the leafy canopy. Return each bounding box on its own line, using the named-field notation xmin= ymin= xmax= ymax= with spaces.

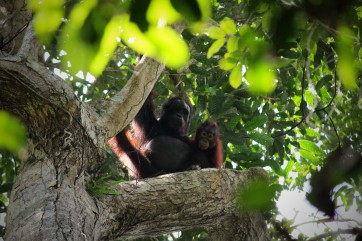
xmin=1 ymin=0 xmax=362 ymax=240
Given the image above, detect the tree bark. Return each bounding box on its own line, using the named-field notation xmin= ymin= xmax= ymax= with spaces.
xmin=0 ymin=2 xmax=269 ymax=241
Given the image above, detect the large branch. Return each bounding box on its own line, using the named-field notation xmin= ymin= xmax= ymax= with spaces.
xmin=85 ymin=57 xmax=165 ymax=148
xmin=94 ymin=168 xmax=270 ymax=241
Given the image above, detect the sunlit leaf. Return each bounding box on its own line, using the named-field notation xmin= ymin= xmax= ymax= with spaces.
xmin=227 ymin=36 xmax=239 ymax=52
xmin=59 ymin=0 xmax=100 ymax=74
xmin=207 ymin=26 xmax=225 ymax=39
xmin=336 ymin=26 xmax=358 ymax=90
xmin=90 ymin=16 xmax=122 ymax=76
xmin=299 ymin=149 xmax=320 ymax=164
xmin=0 ymin=111 xmax=26 ymax=155
xmin=304 ymin=90 xmax=314 ymax=107
xmin=243 ymin=115 xmax=268 ymax=131
xmin=246 ymin=60 xmax=276 ymax=95
xmin=220 ymin=17 xmax=237 ymax=35
xmin=147 ymin=26 xmax=190 ymax=68
xmin=29 ymin=0 xmax=64 ymax=44
xmin=298 ymin=139 xmax=325 ymax=156
xmin=219 ymin=58 xmax=237 ymax=70
xmin=207 ymin=38 xmax=225 ymax=58
xmin=229 ymin=63 xmax=242 ymax=89
xmin=250 ymin=133 xmax=274 ymax=146
xmin=28 ymin=0 xmax=64 ymax=10
xmin=119 ymin=14 xmax=156 ymax=55
xmin=147 ymin=0 xmax=181 ymax=25
xmin=305 ymin=128 xmax=320 ymax=137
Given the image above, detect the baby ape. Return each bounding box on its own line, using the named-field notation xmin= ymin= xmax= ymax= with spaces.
xmin=109 ymin=93 xmax=223 ymax=179
xmin=190 ymin=120 xmax=223 ymax=169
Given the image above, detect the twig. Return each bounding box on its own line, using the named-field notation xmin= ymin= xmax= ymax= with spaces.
xmin=308 ymin=227 xmax=362 ymax=241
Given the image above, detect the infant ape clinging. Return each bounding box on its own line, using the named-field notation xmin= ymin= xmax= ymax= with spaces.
xmin=109 ymin=92 xmax=223 ymax=179
xmin=190 ymin=120 xmax=223 ymax=169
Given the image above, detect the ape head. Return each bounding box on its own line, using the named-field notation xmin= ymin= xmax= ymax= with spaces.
xmin=195 ymin=120 xmax=219 ymax=151
xmin=159 ymin=97 xmax=192 ymax=136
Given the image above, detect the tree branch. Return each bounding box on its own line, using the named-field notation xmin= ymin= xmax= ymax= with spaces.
xmin=92 ymin=56 xmax=165 ymax=147
xmin=94 ymin=168 xmax=269 ymax=241
xmin=308 ymin=227 xmax=362 ymax=241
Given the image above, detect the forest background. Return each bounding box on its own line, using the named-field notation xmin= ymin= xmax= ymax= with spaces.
xmin=0 ymin=0 xmax=362 ymax=240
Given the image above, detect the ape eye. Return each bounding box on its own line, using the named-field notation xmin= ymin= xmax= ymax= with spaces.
xmin=201 ymin=132 xmax=207 ymax=137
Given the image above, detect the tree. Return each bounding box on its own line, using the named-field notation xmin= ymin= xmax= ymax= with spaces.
xmin=1 ymin=0 xmax=361 ymax=240
xmin=0 ymin=1 xmax=270 ymax=240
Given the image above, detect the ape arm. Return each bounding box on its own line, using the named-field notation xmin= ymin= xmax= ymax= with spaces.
xmin=110 ymin=130 xmax=159 ymax=179
xmin=132 ymin=92 xmax=158 ymax=146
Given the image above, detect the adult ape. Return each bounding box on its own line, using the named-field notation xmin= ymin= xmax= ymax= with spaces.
xmin=109 ymin=92 xmax=224 ymax=179
xmin=109 ymin=92 xmax=193 ymax=179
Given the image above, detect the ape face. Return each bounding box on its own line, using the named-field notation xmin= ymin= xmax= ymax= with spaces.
xmin=196 ymin=125 xmax=216 ymax=150
xmin=160 ymin=97 xmax=191 ymax=136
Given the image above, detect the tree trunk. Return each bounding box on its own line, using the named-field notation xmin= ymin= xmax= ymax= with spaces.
xmin=0 ymin=2 xmax=269 ymax=241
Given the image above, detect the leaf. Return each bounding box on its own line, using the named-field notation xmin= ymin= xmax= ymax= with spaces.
xmin=298 ymin=139 xmax=325 ymax=156
xmin=237 ymin=180 xmax=276 ymax=212
xmin=243 ymin=115 xmax=268 ymax=131
xmin=336 ymin=25 xmax=358 ymax=90
xmin=147 ymin=0 xmax=181 ymax=24
xmin=90 ymin=16 xmax=123 ymax=76
xmin=304 ymin=90 xmax=314 ymax=107
xmin=207 ymin=26 xmax=225 ymax=39
xmin=229 ymin=63 xmax=242 ymax=88
xmin=207 ymin=38 xmax=225 ymax=58
xmin=220 ymin=17 xmax=237 ymax=35
xmin=246 ymin=59 xmax=276 ymax=95
xmin=218 ymin=58 xmax=237 ymax=70
xmin=227 ymin=36 xmax=239 ymax=52
xmin=299 ymin=149 xmax=320 ymax=164
xmin=146 ymin=26 xmax=190 ymax=68
xmin=0 ymin=111 xmax=26 ymax=154
xmin=250 ymin=133 xmax=274 ymax=146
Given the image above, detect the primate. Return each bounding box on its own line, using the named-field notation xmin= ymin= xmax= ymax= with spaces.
xmin=109 ymin=92 xmax=223 ymax=179
xmin=190 ymin=120 xmax=223 ymax=169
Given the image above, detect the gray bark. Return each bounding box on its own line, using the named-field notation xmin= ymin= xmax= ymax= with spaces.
xmin=0 ymin=2 xmax=269 ymax=241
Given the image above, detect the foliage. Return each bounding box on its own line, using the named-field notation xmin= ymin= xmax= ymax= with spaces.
xmin=2 ymin=0 xmax=362 ymax=240
xmin=0 ymin=152 xmax=20 ymax=237
xmin=0 ymin=111 xmax=26 ymax=155
xmin=29 ymin=0 xmax=211 ymax=75
xmin=86 ymin=174 xmax=124 ymax=196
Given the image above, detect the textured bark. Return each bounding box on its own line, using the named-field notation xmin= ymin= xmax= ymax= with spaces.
xmin=95 ymin=168 xmax=269 ymax=241
xmin=0 ymin=2 xmax=270 ymax=241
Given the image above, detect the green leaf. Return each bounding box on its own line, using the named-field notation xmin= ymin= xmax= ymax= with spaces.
xmin=207 ymin=26 xmax=225 ymax=39
xmin=29 ymin=0 xmax=64 ymax=44
xmin=227 ymin=36 xmax=239 ymax=52
xmin=243 ymin=115 xmax=268 ymax=131
xmin=146 ymin=26 xmax=190 ymax=68
xmin=229 ymin=63 xmax=242 ymax=89
xmin=336 ymin=25 xmax=358 ymax=90
xmin=147 ymin=0 xmax=181 ymax=24
xmin=207 ymin=38 xmax=225 ymax=58
xmin=299 ymin=149 xmax=320 ymax=164
xmin=250 ymin=133 xmax=274 ymax=146
xmin=237 ymin=180 xmax=276 ymax=212
xmin=220 ymin=17 xmax=237 ymax=35
xmin=0 ymin=111 xmax=26 ymax=154
xmin=304 ymin=90 xmax=314 ymax=107
xmin=246 ymin=60 xmax=276 ymax=95
xmin=298 ymin=139 xmax=325 ymax=156
xmin=219 ymin=58 xmax=237 ymax=70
